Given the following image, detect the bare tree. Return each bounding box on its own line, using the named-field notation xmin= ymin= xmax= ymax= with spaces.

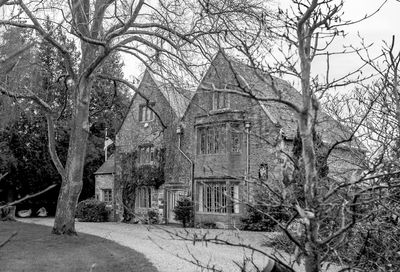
xmin=168 ymin=1 xmax=400 ymax=272
xmin=0 ymin=0 xmax=213 ymax=234
xmin=0 ymin=0 xmax=267 ymax=235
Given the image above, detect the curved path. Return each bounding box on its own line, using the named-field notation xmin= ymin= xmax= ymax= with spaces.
xmin=20 ymin=218 xmax=339 ymax=272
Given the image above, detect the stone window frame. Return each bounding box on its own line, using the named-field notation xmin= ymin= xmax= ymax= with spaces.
xmin=102 ymin=189 xmax=113 ymax=203
xmin=197 ymin=124 xmax=227 ymax=155
xmin=138 ymin=103 xmax=155 ymax=122
xmin=198 ymin=181 xmax=239 ymax=214
xmin=138 ymin=145 xmax=155 ymax=165
xmin=212 ymin=91 xmax=229 ymax=110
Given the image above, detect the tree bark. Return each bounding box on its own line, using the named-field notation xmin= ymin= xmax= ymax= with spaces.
xmin=297 ymin=9 xmax=321 ymax=271
xmin=52 ymin=78 xmax=92 ymax=235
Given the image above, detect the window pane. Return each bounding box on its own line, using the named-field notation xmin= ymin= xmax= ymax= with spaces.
xmin=198 ymin=128 xmax=206 ymax=154
xmin=221 ymin=185 xmax=227 ymax=213
xmin=231 ymin=124 xmax=241 ymax=153
xmin=233 ymin=185 xmax=239 ymax=214
xmin=150 ymin=108 xmax=154 ymax=120
xmin=207 ymin=127 xmax=215 ymax=153
xmin=200 ymin=182 xmax=235 ymax=214
xmin=143 ymin=107 xmax=147 ymax=121
xmin=206 ymin=185 xmax=212 ymax=212
xmin=219 ymin=93 xmax=226 ymax=109
xmin=216 ymin=92 xmax=220 ymax=109
xmin=150 ymin=147 xmax=154 ymax=162
xmin=148 ymin=187 xmax=152 ymax=207
xmin=103 ymin=189 xmax=112 ymax=203
xmin=139 ymin=106 xmax=143 ymax=121
xmin=146 ymin=107 xmax=151 ymax=121
xmin=215 ymin=127 xmax=220 ymax=153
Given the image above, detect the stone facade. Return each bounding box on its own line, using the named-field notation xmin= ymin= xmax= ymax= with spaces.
xmin=177 ymin=53 xmax=286 ymax=228
xmin=101 ymin=51 xmax=364 ymax=227
xmin=95 ymin=174 xmax=114 ymax=202
xmin=175 ymin=52 xmax=364 ymax=228
xmin=114 ymin=70 xmax=190 ymax=222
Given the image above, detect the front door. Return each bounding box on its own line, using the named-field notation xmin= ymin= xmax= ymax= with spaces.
xmin=168 ymin=190 xmax=184 ymax=223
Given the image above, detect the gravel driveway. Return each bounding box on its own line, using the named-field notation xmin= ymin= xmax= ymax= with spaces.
xmin=19 ymin=218 xmax=340 ymax=272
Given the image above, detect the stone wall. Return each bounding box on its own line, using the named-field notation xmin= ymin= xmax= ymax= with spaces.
xmin=95 ymin=174 xmax=114 ymax=201
xmin=177 ymin=53 xmax=286 ymax=227
xmin=114 ymin=71 xmax=182 ymax=221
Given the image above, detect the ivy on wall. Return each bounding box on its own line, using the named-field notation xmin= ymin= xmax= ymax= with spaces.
xmin=120 ymin=148 xmax=165 ymax=221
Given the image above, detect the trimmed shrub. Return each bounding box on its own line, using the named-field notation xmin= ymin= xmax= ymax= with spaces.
xmin=76 ymin=199 xmax=108 ymax=222
xmin=173 ymin=197 xmax=193 ymax=227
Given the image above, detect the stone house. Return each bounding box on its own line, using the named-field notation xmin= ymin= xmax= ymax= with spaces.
xmin=94 ymin=154 xmax=114 ymax=204
xmin=112 ymin=70 xmax=192 ymax=222
xmin=96 ymin=51 xmax=364 ymax=226
xmin=174 ymin=51 xmax=364 ymax=228
xmin=94 ymin=154 xmax=115 ymax=221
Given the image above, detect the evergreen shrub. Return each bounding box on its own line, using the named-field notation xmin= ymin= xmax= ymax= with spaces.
xmin=76 ymin=199 xmax=108 ymax=222
xmin=173 ymin=197 xmax=193 ymax=227
xmin=241 ymin=205 xmax=290 ymax=232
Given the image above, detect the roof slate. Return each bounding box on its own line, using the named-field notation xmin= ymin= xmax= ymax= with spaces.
xmin=224 ymin=54 xmax=363 ymax=149
xmin=94 ymin=154 xmax=115 ymax=175
xmin=155 ymin=81 xmax=194 ymax=118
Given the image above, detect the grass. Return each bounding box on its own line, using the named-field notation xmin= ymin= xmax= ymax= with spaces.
xmin=0 ymin=221 xmax=158 ymax=272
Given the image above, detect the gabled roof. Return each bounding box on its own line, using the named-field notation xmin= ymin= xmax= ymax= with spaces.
xmin=204 ymin=51 xmax=363 ymax=149
xmin=116 ymin=70 xmax=194 ymax=136
xmin=152 ymin=77 xmax=194 ymax=119
xmin=94 ymin=154 xmax=115 ymax=175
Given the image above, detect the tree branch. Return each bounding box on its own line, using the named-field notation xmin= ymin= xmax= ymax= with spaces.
xmin=46 ymin=114 xmax=66 ymax=177
xmin=0 ymin=184 xmax=57 ymax=210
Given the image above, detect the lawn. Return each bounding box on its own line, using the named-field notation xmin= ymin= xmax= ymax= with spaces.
xmin=0 ymin=221 xmax=158 ymax=272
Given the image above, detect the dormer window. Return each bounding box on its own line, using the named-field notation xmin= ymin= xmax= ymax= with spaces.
xmin=139 ymin=103 xmax=155 ymax=122
xmin=213 ymin=91 xmax=229 ymax=110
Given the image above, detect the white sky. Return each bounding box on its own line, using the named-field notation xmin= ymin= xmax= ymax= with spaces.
xmin=123 ymin=0 xmax=400 ymax=81
xmin=308 ymin=0 xmax=400 ymax=81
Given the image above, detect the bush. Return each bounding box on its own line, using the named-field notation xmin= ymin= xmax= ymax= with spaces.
xmin=334 ymin=221 xmax=400 ymax=271
xmin=146 ymin=209 xmax=159 ymax=224
xmin=173 ymin=197 xmax=193 ymax=227
xmin=241 ymin=205 xmax=290 ymax=232
xmin=76 ymin=199 xmax=108 ymax=222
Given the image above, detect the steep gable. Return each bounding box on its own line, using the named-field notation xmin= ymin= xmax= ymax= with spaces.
xmin=196 ymin=51 xmax=363 ymax=150
xmin=117 ymin=70 xmax=194 ymax=138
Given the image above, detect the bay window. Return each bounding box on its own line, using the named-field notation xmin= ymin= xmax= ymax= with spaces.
xmin=198 ymin=182 xmax=239 ymax=214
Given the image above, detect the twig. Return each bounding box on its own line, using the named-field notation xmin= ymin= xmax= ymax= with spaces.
xmin=0 ymin=172 xmax=8 ymax=181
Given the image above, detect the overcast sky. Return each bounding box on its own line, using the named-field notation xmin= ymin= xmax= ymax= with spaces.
xmin=304 ymin=0 xmax=400 ymax=80
xmin=123 ymin=0 xmax=400 ymax=81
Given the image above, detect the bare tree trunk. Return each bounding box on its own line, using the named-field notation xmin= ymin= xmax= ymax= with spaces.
xmin=297 ymin=9 xmax=321 ymax=269
xmin=52 ymin=78 xmax=91 ymax=235
xmin=299 ymin=115 xmax=321 ymax=272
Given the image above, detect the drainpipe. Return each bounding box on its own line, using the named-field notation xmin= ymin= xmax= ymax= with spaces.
xmin=245 ymin=122 xmax=251 ymax=203
xmin=176 ymin=126 xmax=195 ymax=224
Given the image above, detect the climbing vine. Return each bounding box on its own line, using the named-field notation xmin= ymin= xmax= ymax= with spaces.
xmin=119 ymin=147 xmax=165 ymax=221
